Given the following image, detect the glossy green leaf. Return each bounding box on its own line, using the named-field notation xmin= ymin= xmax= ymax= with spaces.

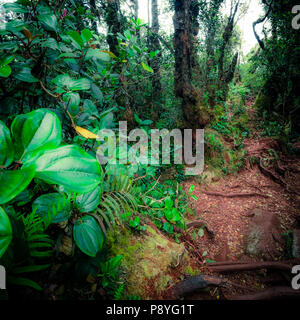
xmin=38 ymin=14 xmax=57 ymax=32
xmin=15 ymin=67 xmax=38 ymax=83
xmin=0 ymin=166 xmax=36 ymax=205
xmin=69 ymin=78 xmax=90 ymax=91
xmin=81 ymin=29 xmax=92 ymax=43
xmin=85 ymin=49 xmax=110 ymax=61
xmin=90 ymin=83 xmax=103 ymax=103
xmin=73 ymin=215 xmax=104 ymax=257
xmin=3 ymin=3 xmax=28 ymax=13
xmin=1 ymin=56 xmax=14 ymax=66
xmin=0 ymin=120 xmax=14 ymax=167
xmin=62 ymin=92 xmax=80 ymax=116
xmin=75 ymin=186 xmax=102 ymax=213
xmin=33 ymin=193 xmax=71 ymax=224
xmin=52 ymin=74 xmax=90 ymax=91
xmin=67 ymin=30 xmax=84 ymax=48
xmin=0 ymin=207 xmax=13 ymax=258
xmin=11 ymin=109 xmax=62 ymax=162
xmin=0 ymin=20 xmax=26 ymax=34
xmin=23 ymin=145 xmax=102 ymax=194
xmin=0 ymin=65 xmax=11 ymax=77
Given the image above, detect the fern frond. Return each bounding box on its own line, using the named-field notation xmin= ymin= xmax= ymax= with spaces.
xmin=17 ymin=210 xmax=54 ymax=258
xmin=96 ymin=173 xmax=140 ymax=231
xmin=113 ymin=283 xmax=125 ymax=300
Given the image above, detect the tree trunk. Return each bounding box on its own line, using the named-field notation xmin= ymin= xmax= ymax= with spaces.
xmin=104 ymin=0 xmax=123 ymax=55
xmin=130 ymin=0 xmax=139 ymax=21
xmin=173 ymin=0 xmax=211 ymax=128
xmin=89 ymin=0 xmax=99 ymax=33
xmin=149 ymin=0 xmax=162 ymax=119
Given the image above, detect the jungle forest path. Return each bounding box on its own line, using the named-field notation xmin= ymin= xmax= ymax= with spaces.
xmin=180 ymin=101 xmax=300 ymax=299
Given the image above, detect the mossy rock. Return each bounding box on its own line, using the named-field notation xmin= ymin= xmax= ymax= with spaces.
xmin=105 ymin=224 xmax=190 ymax=299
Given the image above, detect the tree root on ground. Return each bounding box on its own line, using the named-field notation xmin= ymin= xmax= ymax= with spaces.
xmin=208 ymin=260 xmax=300 ymax=273
xmin=202 ymin=191 xmax=269 ymax=198
xmin=167 ymin=275 xmax=226 ymax=298
xmin=167 ymin=275 xmax=257 ymax=298
xmin=232 ymin=286 xmax=300 ymax=300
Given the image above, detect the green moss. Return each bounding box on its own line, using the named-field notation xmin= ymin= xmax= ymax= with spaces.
xmin=105 ymin=227 xmax=144 ymax=270
xmin=184 ymin=264 xmax=201 ymax=276
xmin=105 ymin=225 xmax=187 ymax=298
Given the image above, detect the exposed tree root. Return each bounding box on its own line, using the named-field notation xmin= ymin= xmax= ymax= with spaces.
xmin=258 ymin=157 xmax=300 ymax=196
xmin=232 ymin=287 xmax=300 ymax=300
xmin=167 ymin=275 xmax=226 ymax=298
xmin=202 ymin=191 xmax=269 ymax=198
xmin=258 ymin=157 xmax=286 ymax=187
xmin=209 ymin=261 xmax=299 ymax=273
xmin=168 ymin=275 xmax=258 ymax=298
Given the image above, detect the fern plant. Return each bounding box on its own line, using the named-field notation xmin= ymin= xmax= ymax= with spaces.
xmin=17 ymin=209 xmax=54 ymax=259
xmin=1 ymin=209 xmax=54 ymax=291
xmin=96 ymin=172 xmax=141 ymax=234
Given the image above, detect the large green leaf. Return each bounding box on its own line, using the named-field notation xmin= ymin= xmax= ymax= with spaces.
xmin=67 ymin=30 xmax=84 ymax=49
xmin=0 ymin=120 xmax=14 ymax=168
xmin=23 ymin=145 xmax=102 ymax=194
xmin=0 ymin=166 xmax=36 ymax=205
xmin=0 ymin=207 xmax=13 ymax=258
xmin=62 ymin=92 xmax=80 ymax=116
xmin=52 ymin=74 xmax=90 ymax=92
xmin=73 ymin=215 xmax=104 ymax=257
xmin=85 ymin=49 xmax=110 ymax=62
xmin=33 ymin=193 xmax=71 ymax=224
xmin=0 ymin=21 xmax=26 ymax=34
xmin=81 ymin=29 xmax=93 ymax=43
xmin=11 ymin=109 xmax=62 ymax=162
xmin=15 ymin=67 xmax=38 ymax=83
xmin=75 ymin=186 xmax=102 ymax=213
xmin=38 ymin=14 xmax=57 ymax=32
xmin=0 ymin=65 xmax=11 ymax=78
xmin=3 ymin=3 xmax=28 ymax=13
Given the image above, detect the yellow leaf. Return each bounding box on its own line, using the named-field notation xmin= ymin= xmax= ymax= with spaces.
xmin=101 ymin=50 xmax=117 ymax=59
xmin=122 ymin=60 xmax=127 ymax=63
xmin=75 ymin=126 xmax=98 ymax=139
xmin=120 ymin=42 xmax=129 ymax=46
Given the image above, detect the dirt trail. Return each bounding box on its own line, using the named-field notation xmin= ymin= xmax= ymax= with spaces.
xmin=180 ymin=103 xmax=300 ymax=299
xmin=184 ymin=164 xmax=298 ymax=263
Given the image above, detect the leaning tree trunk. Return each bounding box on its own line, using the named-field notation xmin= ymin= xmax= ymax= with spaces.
xmin=218 ymin=1 xmax=239 ymax=83
xmin=173 ymin=0 xmax=211 ymax=128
